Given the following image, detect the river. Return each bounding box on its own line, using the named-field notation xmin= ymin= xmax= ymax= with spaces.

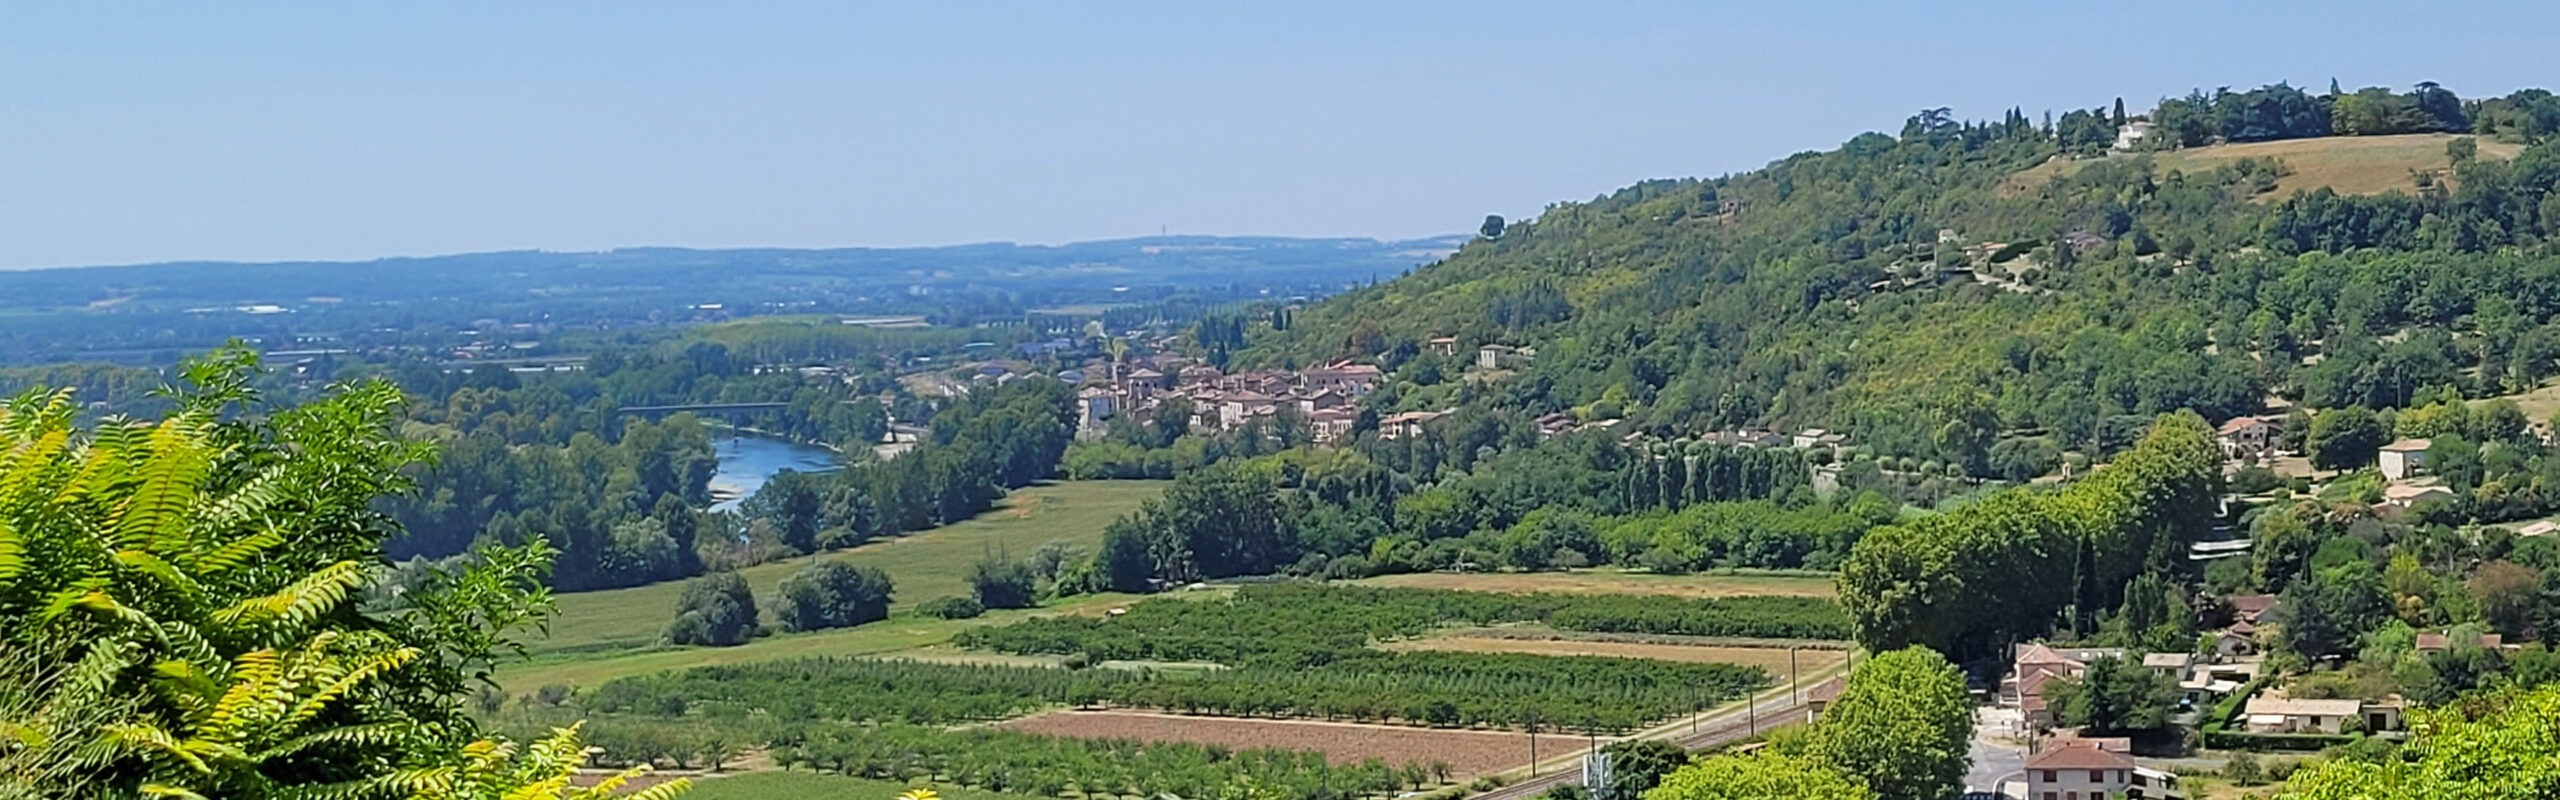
xmin=705 ymin=433 xmax=842 ymax=512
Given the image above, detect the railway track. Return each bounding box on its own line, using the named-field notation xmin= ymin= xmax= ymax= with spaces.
xmin=1468 ymin=701 xmax=1810 ymax=800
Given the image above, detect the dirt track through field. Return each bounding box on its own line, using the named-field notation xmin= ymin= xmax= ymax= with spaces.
xmin=999 ymin=711 xmax=1539 ymax=777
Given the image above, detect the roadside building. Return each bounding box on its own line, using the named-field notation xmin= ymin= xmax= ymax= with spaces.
xmin=2024 ymin=739 xmax=2176 ymax=800
xmin=1804 ymin=675 xmax=1846 ymax=723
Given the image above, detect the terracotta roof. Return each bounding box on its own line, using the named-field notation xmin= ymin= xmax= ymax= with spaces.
xmin=2418 ymin=632 xmax=2505 ymax=650
xmin=2226 ymin=595 xmax=2279 ymax=620
xmin=2016 ymin=643 xmax=2078 ymax=666
xmin=2218 ymin=417 xmax=2269 ymax=435
xmin=2380 ymin=438 xmax=2432 ymax=452
xmin=2027 ymin=743 xmax=2135 ymax=770
xmin=2018 ymin=669 xmax=2062 ymax=701
xmin=2047 ymin=734 xmax=2132 ymax=752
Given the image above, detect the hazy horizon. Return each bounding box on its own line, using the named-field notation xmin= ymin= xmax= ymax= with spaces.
xmin=6 ymin=0 xmax=2555 ymax=270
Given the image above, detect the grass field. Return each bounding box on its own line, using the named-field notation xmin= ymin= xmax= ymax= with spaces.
xmin=1356 ymin=569 xmax=1836 ymax=599
xmin=2477 ymin=378 xmax=2560 ymax=425
xmin=531 ymin=480 xmax=1166 ymax=657
xmin=682 ymin=771 xmax=1043 ymax=800
xmin=1382 ymin=635 xmax=1849 ymax=677
xmin=2004 ymin=133 xmax=2521 ymax=200
xmin=497 ymin=592 xmax=1143 ymax=694
xmin=999 ymin=711 xmax=1534 ymax=778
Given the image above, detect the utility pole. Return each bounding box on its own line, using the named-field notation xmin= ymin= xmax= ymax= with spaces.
xmin=1527 ymin=712 xmax=1540 ymax=777
xmin=1791 ymin=647 xmax=1801 ymax=702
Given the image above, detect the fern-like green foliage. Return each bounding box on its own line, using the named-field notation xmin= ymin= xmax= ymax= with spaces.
xmin=0 ymin=345 xmax=657 ymax=800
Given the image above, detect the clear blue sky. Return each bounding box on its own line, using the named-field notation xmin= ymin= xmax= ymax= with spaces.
xmin=3 ymin=1 xmax=2552 ymax=269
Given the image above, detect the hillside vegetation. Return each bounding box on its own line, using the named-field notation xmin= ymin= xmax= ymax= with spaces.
xmin=1243 ymin=82 xmax=2560 ymax=465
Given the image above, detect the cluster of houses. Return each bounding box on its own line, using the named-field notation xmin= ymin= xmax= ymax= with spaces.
xmin=1988 ymin=589 xmax=2539 ymax=798
xmin=1058 ymin=335 xmax=1568 ymax=446
xmin=1074 ymin=358 xmax=1394 ymax=443
xmin=2216 ymin=414 xmax=2481 ymax=521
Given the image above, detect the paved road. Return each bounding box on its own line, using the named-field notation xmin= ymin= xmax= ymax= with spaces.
xmin=1966 ymin=705 xmax=2028 ymax=796
xmin=1470 ymin=699 xmax=1812 ymax=800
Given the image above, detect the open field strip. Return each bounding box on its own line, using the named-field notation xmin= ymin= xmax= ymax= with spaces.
xmin=497 ymin=592 xmax=1141 ymax=694
xmin=533 ymin=480 xmax=1165 ymax=657
xmin=1356 ymin=569 xmax=1836 ymax=599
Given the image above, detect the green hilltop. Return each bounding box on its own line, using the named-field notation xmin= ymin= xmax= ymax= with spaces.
xmin=1243 ymin=82 xmax=2560 ymax=467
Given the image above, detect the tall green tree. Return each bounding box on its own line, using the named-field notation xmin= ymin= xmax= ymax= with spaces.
xmin=773 ymin=561 xmax=894 ymax=633
xmin=1647 ymin=752 xmax=1875 ymax=800
xmin=744 ymin=468 xmax=826 ymax=554
xmin=2049 ymin=655 xmax=2179 ymax=733
xmin=2306 ymin=407 xmax=2388 ymax=471
xmin=1805 ymin=647 xmax=1974 ymax=800
xmin=667 ymin=572 xmax=759 ymax=647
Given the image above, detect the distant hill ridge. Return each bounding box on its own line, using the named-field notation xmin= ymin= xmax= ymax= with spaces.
xmin=0 ymin=234 xmax=1464 ymax=306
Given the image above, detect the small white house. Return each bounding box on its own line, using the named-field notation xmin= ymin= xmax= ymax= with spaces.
xmin=2243 ymin=696 xmax=2367 ymax=735
xmin=2379 ymin=483 xmax=2456 ymax=518
xmin=2379 ymin=438 xmax=2431 ymax=480
xmin=2113 ymin=120 xmax=2157 ymax=151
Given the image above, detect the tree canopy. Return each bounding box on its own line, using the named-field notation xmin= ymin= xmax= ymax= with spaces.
xmin=0 ymin=346 xmax=682 ymax=799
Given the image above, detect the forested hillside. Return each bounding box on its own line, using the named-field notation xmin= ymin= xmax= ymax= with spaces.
xmin=1245 ymin=82 xmax=2560 ymax=462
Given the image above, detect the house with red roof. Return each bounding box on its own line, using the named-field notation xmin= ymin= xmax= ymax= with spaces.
xmin=2023 ymin=738 xmax=2181 ymax=800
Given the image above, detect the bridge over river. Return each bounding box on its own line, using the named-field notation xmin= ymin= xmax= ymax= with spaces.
xmin=614 ymin=402 xmax=791 ymax=420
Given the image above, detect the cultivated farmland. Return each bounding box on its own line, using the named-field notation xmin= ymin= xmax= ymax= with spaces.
xmin=1382 ymin=635 xmax=1849 ymax=676
xmin=1358 ymin=570 xmax=1836 ymax=598
xmin=685 ymin=772 xmax=1043 ymax=800
xmin=1001 ymin=711 xmax=1537 ymax=778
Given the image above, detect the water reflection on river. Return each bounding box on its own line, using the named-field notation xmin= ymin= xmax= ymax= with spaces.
xmin=706 ymin=434 xmax=841 ymax=511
